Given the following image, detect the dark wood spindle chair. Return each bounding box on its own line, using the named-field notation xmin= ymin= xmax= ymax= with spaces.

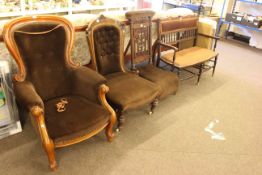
xmin=125 ymin=10 xmax=179 ymax=99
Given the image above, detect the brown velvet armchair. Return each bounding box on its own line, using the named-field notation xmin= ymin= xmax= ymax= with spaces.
xmin=86 ymin=16 xmax=159 ymax=131
xmin=3 ymin=16 xmax=116 ymax=170
xmin=125 ymin=10 xmax=179 ymax=99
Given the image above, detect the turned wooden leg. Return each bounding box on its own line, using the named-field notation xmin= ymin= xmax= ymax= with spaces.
xmin=116 ymin=110 xmax=125 ymax=132
xmin=156 ymin=57 xmax=161 ymax=67
xmin=149 ymin=98 xmax=159 ymax=115
xmin=105 ymin=111 xmax=116 ymax=142
xmin=197 ymin=64 xmax=203 ymax=85
xmin=43 ymin=140 xmax=57 ymax=171
xmin=212 ymin=56 xmax=218 ymax=77
xmin=171 ymin=65 xmax=175 ymax=72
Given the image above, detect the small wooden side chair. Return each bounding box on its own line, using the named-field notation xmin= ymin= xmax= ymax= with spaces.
xmin=125 ymin=10 xmax=179 ymax=99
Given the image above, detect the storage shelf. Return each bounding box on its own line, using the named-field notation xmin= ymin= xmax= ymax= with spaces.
xmin=0 ymin=0 xmax=136 ymax=18
xmin=217 ymin=0 xmax=262 ymax=48
xmin=222 ymin=20 xmax=262 ymax=32
xmin=163 ymin=0 xmax=215 ymax=16
xmin=0 ymin=12 xmax=22 ymax=18
xmin=24 ymin=9 xmax=69 ymax=15
xmin=237 ymin=0 xmax=262 ymax=5
xmin=72 ymin=3 xmax=135 ymax=12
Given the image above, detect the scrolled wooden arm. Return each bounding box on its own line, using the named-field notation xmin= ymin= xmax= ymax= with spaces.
xmin=98 ymin=84 xmax=116 ymax=142
xmin=30 ymin=106 xmax=57 ymax=170
xmin=198 ymin=33 xmax=220 ymax=40
xmin=157 ymin=41 xmax=179 ymax=51
xmin=197 ymin=33 xmax=220 ymax=51
xmin=98 ymin=84 xmax=116 ymax=118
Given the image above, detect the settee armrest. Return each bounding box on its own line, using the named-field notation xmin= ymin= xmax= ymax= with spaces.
xmin=153 ymin=41 xmax=179 ymax=65
xmin=157 ymin=41 xmax=179 ymax=51
xmin=13 ymin=81 xmax=44 ymax=111
xmin=198 ymin=33 xmax=220 ymax=40
xmin=71 ymin=66 xmax=106 ymax=104
xmin=197 ymin=33 xmax=220 ymax=51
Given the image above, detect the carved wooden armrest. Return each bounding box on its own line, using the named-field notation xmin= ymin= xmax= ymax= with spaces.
xmin=98 ymin=84 xmax=116 ymax=138
xmin=198 ymin=33 xmax=220 ymax=40
xmin=30 ymin=106 xmax=57 ymax=170
xmin=30 ymin=106 xmax=53 ymax=146
xmin=157 ymin=41 xmax=179 ymax=51
xmin=197 ymin=33 xmax=220 ymax=51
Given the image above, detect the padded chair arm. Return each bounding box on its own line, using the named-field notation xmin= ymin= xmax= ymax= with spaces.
xmin=198 ymin=33 xmax=220 ymax=40
xmin=13 ymin=81 xmax=44 ymax=111
xmin=71 ymin=66 xmax=107 ymax=104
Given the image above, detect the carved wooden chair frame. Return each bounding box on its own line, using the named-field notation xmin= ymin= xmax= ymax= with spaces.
xmin=124 ymin=10 xmax=155 ymax=71
xmin=3 ymin=15 xmax=116 ymax=170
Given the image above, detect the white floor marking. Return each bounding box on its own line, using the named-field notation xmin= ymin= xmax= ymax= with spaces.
xmin=204 ymin=119 xmax=226 ymax=141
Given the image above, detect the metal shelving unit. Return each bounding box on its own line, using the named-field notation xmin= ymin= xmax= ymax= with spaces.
xmin=164 ymin=0 xmax=215 ymax=16
xmin=237 ymin=0 xmax=262 ymax=5
xmin=0 ymin=0 xmax=136 ymax=19
xmin=0 ymin=59 xmax=22 ymax=140
xmin=217 ymin=0 xmax=262 ymax=37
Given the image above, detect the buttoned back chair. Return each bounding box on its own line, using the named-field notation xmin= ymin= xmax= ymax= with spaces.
xmin=86 ymin=16 xmax=159 ymax=131
xmin=125 ymin=10 xmax=179 ymax=99
xmin=3 ymin=15 xmax=116 ymax=170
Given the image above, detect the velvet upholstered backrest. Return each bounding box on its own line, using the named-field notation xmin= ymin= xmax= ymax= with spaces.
xmin=86 ymin=16 xmax=126 ymax=75
xmin=93 ymin=26 xmax=121 ymax=75
xmin=3 ymin=16 xmax=77 ymax=100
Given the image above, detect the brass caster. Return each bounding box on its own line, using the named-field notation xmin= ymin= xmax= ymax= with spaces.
xmin=148 ymin=111 xmax=153 ymax=115
xmin=116 ymin=128 xmax=120 ymax=132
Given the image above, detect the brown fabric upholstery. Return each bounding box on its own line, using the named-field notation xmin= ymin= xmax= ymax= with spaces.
xmin=14 ymin=23 xmax=71 ymax=101
xmin=161 ymin=46 xmax=218 ymax=68
xmin=138 ymin=65 xmax=179 ymax=99
xmin=13 ymin=81 xmax=44 ymax=110
xmin=9 ymin=18 xmax=112 ymax=144
xmin=71 ymin=67 xmax=106 ymax=104
xmin=87 ymin=16 xmax=159 ymax=114
xmin=44 ymin=95 xmax=110 ymax=141
xmin=93 ymin=26 xmax=122 ymax=75
xmin=105 ymin=72 xmax=159 ymax=111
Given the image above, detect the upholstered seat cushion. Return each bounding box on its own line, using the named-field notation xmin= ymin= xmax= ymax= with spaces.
xmin=138 ymin=65 xmax=179 ymax=99
xmin=161 ymin=46 xmax=218 ymax=68
xmin=44 ymin=95 xmax=110 ymax=144
xmin=105 ymin=72 xmax=159 ymax=111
